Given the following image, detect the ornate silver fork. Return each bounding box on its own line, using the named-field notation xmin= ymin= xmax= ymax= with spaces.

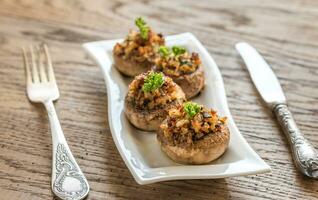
xmin=22 ymin=45 xmax=89 ymax=200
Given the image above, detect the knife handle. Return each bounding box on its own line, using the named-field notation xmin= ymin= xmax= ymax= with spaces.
xmin=273 ymin=103 xmax=318 ymax=178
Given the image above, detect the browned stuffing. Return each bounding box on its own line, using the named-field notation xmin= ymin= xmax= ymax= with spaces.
xmin=113 ymin=30 xmax=164 ymax=63
xmin=160 ymin=104 xmax=227 ymax=147
xmin=126 ymin=72 xmax=183 ymax=110
xmin=154 ymin=52 xmax=201 ymax=77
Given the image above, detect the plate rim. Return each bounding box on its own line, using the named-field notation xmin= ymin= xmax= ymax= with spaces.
xmin=83 ymin=32 xmax=271 ymax=185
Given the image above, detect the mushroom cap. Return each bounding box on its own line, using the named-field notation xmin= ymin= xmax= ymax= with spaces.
xmin=124 ymin=73 xmax=186 ymax=131
xmin=125 ymin=94 xmax=184 ymax=131
xmin=113 ymin=53 xmax=152 ymax=77
xmin=112 ymin=29 xmax=165 ymax=77
xmin=171 ymin=65 xmax=205 ymax=99
xmin=157 ymin=122 xmax=230 ymax=164
xmin=153 ymin=64 xmax=205 ymax=99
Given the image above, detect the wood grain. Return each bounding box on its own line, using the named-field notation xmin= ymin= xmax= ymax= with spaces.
xmin=0 ymin=0 xmax=317 ymax=199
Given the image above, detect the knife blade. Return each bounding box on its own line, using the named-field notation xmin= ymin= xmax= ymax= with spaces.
xmin=235 ymin=42 xmax=285 ymax=107
xmin=236 ymin=42 xmax=318 ymax=179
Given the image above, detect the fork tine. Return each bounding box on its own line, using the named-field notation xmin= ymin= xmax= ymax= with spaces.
xmin=30 ymin=45 xmax=39 ymax=83
xmin=36 ymin=46 xmax=48 ymax=82
xmin=22 ymin=47 xmax=32 ymax=84
xmin=43 ymin=44 xmax=55 ymax=82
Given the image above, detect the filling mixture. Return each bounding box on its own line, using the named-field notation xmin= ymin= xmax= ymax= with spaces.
xmin=113 ymin=17 xmax=165 ymax=63
xmin=154 ymin=46 xmax=201 ymax=77
xmin=127 ymin=72 xmax=182 ymax=110
xmin=160 ymin=102 xmax=227 ymax=147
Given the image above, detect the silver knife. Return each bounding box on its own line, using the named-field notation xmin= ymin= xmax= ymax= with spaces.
xmin=235 ymin=42 xmax=318 ymax=178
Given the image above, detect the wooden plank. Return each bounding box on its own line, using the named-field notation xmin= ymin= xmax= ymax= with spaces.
xmin=0 ymin=0 xmax=317 ymax=199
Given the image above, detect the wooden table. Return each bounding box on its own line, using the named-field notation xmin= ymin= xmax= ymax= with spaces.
xmin=0 ymin=0 xmax=317 ymax=199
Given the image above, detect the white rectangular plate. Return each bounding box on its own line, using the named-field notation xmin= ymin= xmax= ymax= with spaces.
xmin=83 ymin=33 xmax=271 ymax=185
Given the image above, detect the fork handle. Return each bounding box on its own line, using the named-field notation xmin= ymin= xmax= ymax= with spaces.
xmin=44 ymin=101 xmax=89 ymax=200
xmin=273 ymin=103 xmax=318 ymax=178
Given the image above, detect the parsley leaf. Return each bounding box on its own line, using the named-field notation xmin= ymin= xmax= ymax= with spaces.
xmin=172 ymin=46 xmax=186 ymax=55
xmin=158 ymin=46 xmax=171 ymax=57
xmin=135 ymin=17 xmax=149 ymax=40
xmin=183 ymin=102 xmax=201 ymax=118
xmin=158 ymin=45 xmax=187 ymax=57
xmin=142 ymin=72 xmax=164 ymax=92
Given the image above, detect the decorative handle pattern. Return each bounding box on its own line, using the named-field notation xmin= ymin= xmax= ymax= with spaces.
xmin=53 ymin=143 xmax=89 ymax=200
xmin=44 ymin=101 xmax=89 ymax=199
xmin=274 ymin=103 xmax=318 ymax=178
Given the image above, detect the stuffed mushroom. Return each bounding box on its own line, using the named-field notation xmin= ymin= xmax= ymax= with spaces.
xmin=113 ymin=17 xmax=165 ymax=77
xmin=157 ymin=102 xmax=230 ymax=164
xmin=125 ymin=71 xmax=186 ymax=131
xmin=153 ymin=46 xmax=205 ymax=98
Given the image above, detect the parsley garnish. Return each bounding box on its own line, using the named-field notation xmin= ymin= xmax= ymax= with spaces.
xmin=183 ymin=102 xmax=201 ymax=118
xmin=142 ymin=72 xmax=164 ymax=92
xmin=158 ymin=46 xmax=171 ymax=57
xmin=158 ymin=45 xmax=187 ymax=57
xmin=172 ymin=46 xmax=186 ymax=55
xmin=135 ymin=17 xmax=149 ymax=40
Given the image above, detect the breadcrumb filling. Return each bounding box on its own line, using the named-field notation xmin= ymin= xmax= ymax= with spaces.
xmin=155 ymin=52 xmax=201 ymax=77
xmin=127 ymin=72 xmax=181 ymax=110
xmin=160 ymin=104 xmax=227 ymax=146
xmin=114 ymin=29 xmax=164 ymax=63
